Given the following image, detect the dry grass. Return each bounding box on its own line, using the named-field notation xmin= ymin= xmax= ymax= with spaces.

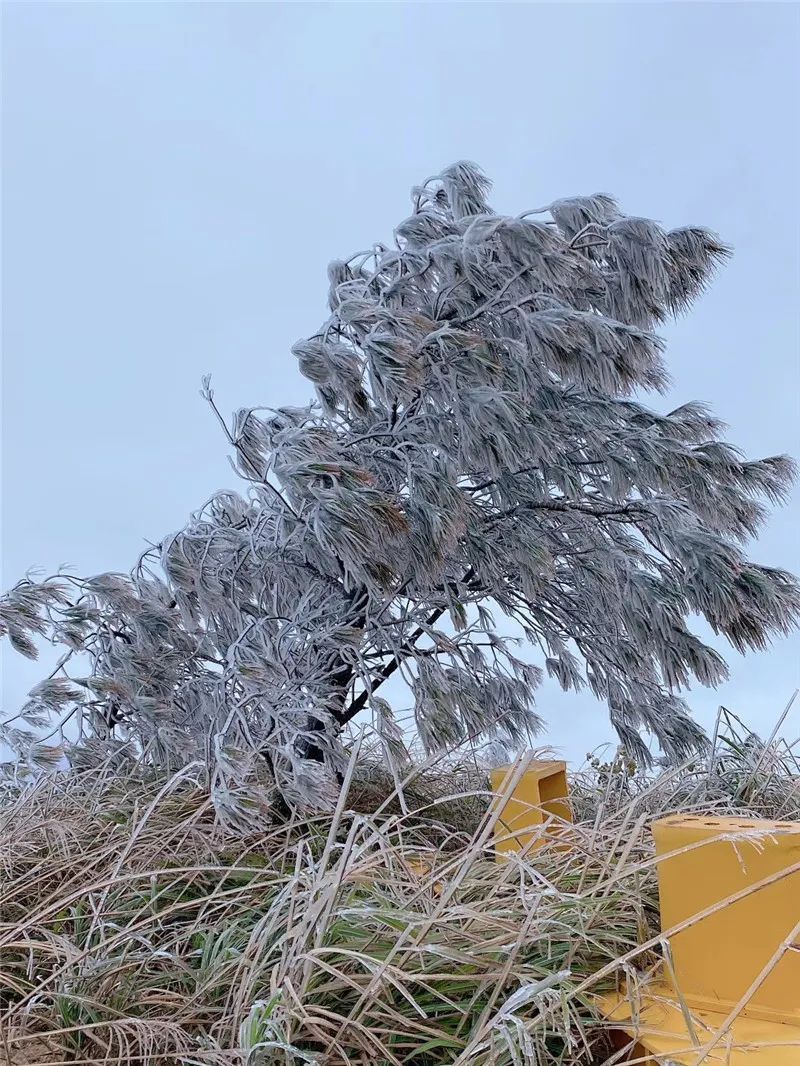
xmin=1 ymin=710 xmax=798 ymax=1065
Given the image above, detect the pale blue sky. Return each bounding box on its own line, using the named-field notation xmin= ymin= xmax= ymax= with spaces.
xmin=3 ymin=2 xmax=799 ymax=762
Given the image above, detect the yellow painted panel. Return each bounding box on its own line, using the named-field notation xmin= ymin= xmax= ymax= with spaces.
xmin=652 ymin=815 xmax=800 ymax=1024
xmin=489 ymin=759 xmax=570 ymax=855
xmin=599 ymin=985 xmax=800 ymax=1065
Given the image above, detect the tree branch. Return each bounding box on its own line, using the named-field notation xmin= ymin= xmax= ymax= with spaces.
xmin=337 ymin=567 xmax=476 ymax=726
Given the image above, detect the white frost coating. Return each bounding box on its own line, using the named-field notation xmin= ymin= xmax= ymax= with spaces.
xmin=1 ymin=162 xmax=797 ymax=816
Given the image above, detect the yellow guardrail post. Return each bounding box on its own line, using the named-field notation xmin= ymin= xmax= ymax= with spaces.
xmin=653 ymin=814 xmax=800 ymax=1025
xmin=599 ymin=813 xmax=800 ymax=1064
xmin=489 ymin=757 xmax=571 ymax=856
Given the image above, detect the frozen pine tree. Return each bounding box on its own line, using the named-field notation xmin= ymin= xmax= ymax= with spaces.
xmin=2 ymin=162 xmax=798 ymax=815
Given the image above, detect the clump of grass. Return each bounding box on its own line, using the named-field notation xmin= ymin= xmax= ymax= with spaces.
xmin=1 ymin=709 xmax=798 ymax=1065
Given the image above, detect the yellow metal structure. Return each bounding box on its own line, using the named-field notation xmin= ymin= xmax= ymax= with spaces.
xmin=601 ymin=984 xmax=800 ymax=1065
xmin=600 ymin=813 xmax=800 ymax=1063
xmin=653 ymin=814 xmax=800 ymax=1023
xmin=489 ymin=758 xmax=571 ymax=855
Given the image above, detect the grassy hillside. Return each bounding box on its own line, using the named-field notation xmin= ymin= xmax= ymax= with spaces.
xmin=1 ymin=711 xmax=797 ymax=1065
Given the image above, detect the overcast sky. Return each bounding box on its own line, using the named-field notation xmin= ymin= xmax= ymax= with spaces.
xmin=3 ymin=2 xmax=799 ymax=763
